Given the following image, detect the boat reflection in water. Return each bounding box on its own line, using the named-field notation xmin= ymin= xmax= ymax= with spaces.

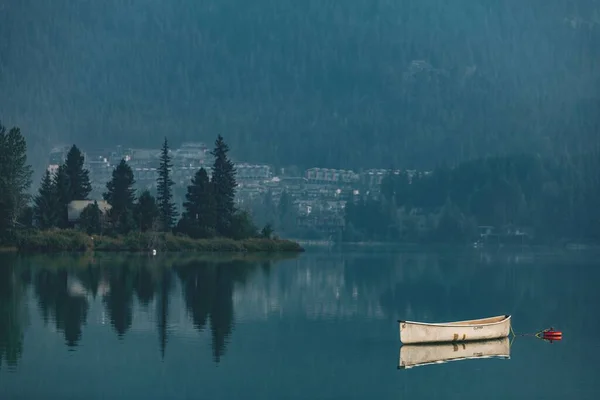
xmin=398 ymin=337 xmax=510 ymax=370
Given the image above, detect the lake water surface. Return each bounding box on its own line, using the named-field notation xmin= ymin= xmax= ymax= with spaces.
xmin=1 ymin=248 xmax=599 ymax=399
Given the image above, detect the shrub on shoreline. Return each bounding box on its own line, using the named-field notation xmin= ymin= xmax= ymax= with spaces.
xmin=16 ymin=229 xmax=304 ymax=253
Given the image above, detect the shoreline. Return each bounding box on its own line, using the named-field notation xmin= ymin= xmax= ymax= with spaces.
xmin=0 ymin=246 xmax=18 ymax=252
xmin=296 ymin=240 xmax=600 ymax=253
xmin=12 ymin=229 xmax=305 ymax=254
xmin=8 ymin=230 xmax=598 ymax=255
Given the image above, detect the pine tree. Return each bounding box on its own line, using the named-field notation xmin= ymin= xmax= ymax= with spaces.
xmin=79 ymin=201 xmax=102 ymax=235
xmin=135 ymin=190 xmax=159 ymax=232
xmin=53 ymin=164 xmax=71 ymax=228
xmin=103 ymin=159 xmax=136 ymax=234
xmin=0 ymin=122 xmax=33 ymax=237
xmin=33 ymin=170 xmax=59 ymax=229
xmin=64 ymin=145 xmax=92 ymax=201
xmin=230 ymin=209 xmax=258 ymax=240
xmin=260 ymin=223 xmax=274 ymax=239
xmin=17 ymin=205 xmax=34 ymax=228
xmin=156 ymin=137 xmax=177 ymax=231
xmin=210 ymin=135 xmax=237 ymax=237
xmin=179 ymin=167 xmax=216 ymax=238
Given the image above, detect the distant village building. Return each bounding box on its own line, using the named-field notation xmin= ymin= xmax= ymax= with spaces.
xmin=85 ymin=150 xmax=113 ymax=194
xmin=126 ymin=148 xmax=160 ymax=168
xmin=235 ymin=163 xmax=273 ymax=181
xmin=47 ymin=143 xmax=433 ymax=239
xmin=235 ymin=182 xmax=266 ymax=203
xmin=267 ymin=176 xmax=307 ymax=201
xmin=47 ymin=145 xmax=71 ymax=173
xmin=305 ymin=168 xmax=359 ymax=185
xmin=171 ymin=167 xmax=199 ymax=186
xmin=304 ymin=183 xmax=338 ymax=200
xmin=133 ymin=167 xmax=159 ymax=184
xmin=360 ymin=169 xmax=389 ymax=187
xmin=173 ymin=142 xmax=211 ymax=168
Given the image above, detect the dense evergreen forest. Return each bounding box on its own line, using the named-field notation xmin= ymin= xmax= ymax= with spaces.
xmin=1 ymin=121 xmax=292 ymax=250
xmin=2 ymin=1 xmax=599 ymax=172
xmin=345 ymin=151 xmax=600 ymax=244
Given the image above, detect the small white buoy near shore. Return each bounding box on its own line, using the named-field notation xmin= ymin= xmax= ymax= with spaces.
xmin=152 ymin=249 xmax=157 ymax=256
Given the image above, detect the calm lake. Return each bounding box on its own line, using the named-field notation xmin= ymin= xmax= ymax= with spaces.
xmin=1 ymin=248 xmax=599 ymax=399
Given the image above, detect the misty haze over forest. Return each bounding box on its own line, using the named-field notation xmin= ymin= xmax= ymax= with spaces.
xmin=4 ymin=4 xmax=600 ymax=396
xmin=2 ymin=0 xmax=599 ymax=175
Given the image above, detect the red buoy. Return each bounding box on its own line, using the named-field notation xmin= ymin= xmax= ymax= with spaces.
xmin=542 ymin=330 xmax=562 ymax=341
xmin=543 ymin=330 xmax=562 ymax=335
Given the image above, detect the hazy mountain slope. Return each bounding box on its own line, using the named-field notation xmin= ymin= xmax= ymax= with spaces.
xmin=1 ymin=0 xmax=599 ymax=171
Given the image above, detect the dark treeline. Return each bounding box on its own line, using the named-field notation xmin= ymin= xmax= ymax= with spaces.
xmin=0 ymin=123 xmax=33 ymax=242
xmin=0 ymin=120 xmax=276 ymax=246
xmin=36 ymin=134 xmax=264 ymax=239
xmin=2 ymin=1 xmax=599 ymax=171
xmin=345 ymin=151 xmax=600 ymax=244
xmin=0 ymin=255 xmax=271 ymax=368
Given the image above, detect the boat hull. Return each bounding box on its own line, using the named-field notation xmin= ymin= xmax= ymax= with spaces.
xmin=398 ymin=337 xmax=510 ymax=369
xmin=398 ymin=315 xmax=511 ymax=344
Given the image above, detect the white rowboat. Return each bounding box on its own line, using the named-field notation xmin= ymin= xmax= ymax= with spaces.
xmin=398 ymin=337 xmax=510 ymax=369
xmin=398 ymin=315 xmax=511 ymax=344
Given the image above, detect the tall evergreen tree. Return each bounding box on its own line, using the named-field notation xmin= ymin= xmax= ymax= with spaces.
xmin=33 ymin=170 xmax=59 ymax=229
xmin=64 ymin=145 xmax=92 ymax=201
xmin=17 ymin=205 xmax=34 ymax=228
xmin=210 ymin=135 xmax=237 ymax=237
xmin=79 ymin=201 xmax=102 ymax=235
xmin=230 ymin=210 xmax=258 ymax=240
xmin=156 ymin=137 xmax=177 ymax=231
xmin=179 ymin=167 xmax=216 ymax=238
xmin=103 ymin=159 xmax=136 ymax=234
xmin=53 ymin=164 xmax=71 ymax=228
xmin=0 ymin=122 xmax=33 ymax=237
xmin=134 ymin=190 xmax=159 ymax=232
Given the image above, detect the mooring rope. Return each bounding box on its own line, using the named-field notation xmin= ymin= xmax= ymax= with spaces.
xmin=511 ymin=325 xmax=559 ymax=341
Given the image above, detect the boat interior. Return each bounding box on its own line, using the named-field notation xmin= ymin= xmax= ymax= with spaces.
xmin=400 ymin=315 xmax=510 ymax=326
xmin=445 ymin=315 xmax=509 ymax=326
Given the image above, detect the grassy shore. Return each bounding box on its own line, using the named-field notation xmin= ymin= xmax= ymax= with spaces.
xmin=14 ymin=229 xmax=304 ymax=253
xmin=0 ymin=246 xmax=18 ymax=253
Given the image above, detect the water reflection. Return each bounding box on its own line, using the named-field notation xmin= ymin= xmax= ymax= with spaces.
xmin=374 ymin=250 xmax=600 ymax=335
xmin=157 ymin=267 xmax=173 ymax=359
xmin=398 ymin=337 xmax=511 ymax=369
xmin=34 ymin=269 xmax=90 ymax=347
xmin=0 ymin=253 xmax=280 ymax=367
xmin=175 ymin=259 xmax=269 ymax=362
xmin=0 ymin=262 xmax=26 ymax=370
xmin=1 ymin=249 xmax=599 ymax=384
xmin=102 ymin=265 xmax=135 ymax=338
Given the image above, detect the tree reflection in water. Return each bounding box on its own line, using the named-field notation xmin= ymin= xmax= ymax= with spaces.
xmin=1 ymin=251 xmax=599 ymax=373
xmin=0 ymin=260 xmax=26 ymax=370
xmin=0 ymin=253 xmax=274 ymax=368
xmin=34 ymin=269 xmax=90 ymax=347
xmin=174 ymin=259 xmax=268 ymax=363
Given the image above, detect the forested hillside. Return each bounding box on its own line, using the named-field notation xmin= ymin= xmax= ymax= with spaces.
xmin=345 ymin=150 xmax=600 ymax=243
xmin=1 ymin=0 xmax=599 ymax=171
